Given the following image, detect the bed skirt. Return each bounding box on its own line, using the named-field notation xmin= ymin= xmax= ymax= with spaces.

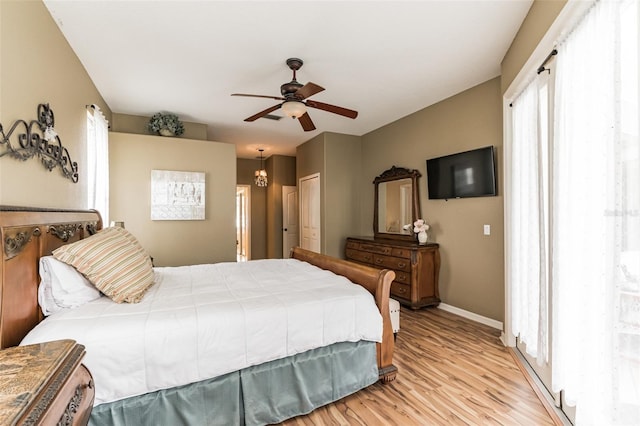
xmin=89 ymin=340 xmax=378 ymax=426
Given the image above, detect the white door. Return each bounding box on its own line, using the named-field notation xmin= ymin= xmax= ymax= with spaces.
xmin=299 ymin=173 xmax=320 ymax=253
xmin=282 ymin=186 xmax=299 ymax=257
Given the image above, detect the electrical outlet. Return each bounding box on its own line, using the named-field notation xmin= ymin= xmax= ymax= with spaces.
xmin=483 ymin=224 xmax=491 ymax=235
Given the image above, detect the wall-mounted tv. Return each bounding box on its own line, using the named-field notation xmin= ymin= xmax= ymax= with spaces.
xmin=426 ymin=146 xmax=497 ymax=200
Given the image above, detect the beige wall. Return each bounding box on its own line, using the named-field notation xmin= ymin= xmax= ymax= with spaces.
xmin=109 ymin=132 xmax=236 ymax=266
xmin=501 ymin=0 xmax=567 ymax=93
xmin=0 ymin=0 xmax=111 ymax=208
xmin=296 ymin=133 xmax=325 ymax=181
xmin=324 ymin=133 xmax=362 ymax=258
xmin=296 ymin=132 xmax=362 ymax=259
xmin=361 ymin=78 xmax=505 ymax=321
xmin=266 ymin=155 xmax=297 ymax=259
xmin=296 ymin=133 xmax=326 ymax=251
xmin=111 ymin=113 xmax=208 ymax=141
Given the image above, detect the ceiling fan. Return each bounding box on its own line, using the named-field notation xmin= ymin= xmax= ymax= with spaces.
xmin=231 ymin=58 xmax=358 ymax=132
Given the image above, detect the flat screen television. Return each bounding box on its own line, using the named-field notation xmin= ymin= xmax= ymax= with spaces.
xmin=426 ymin=146 xmax=497 ymax=199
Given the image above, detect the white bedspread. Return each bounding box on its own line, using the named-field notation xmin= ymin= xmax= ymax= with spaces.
xmin=21 ymin=259 xmax=382 ymax=405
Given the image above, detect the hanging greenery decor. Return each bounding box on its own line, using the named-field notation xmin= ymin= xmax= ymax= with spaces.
xmin=147 ymin=113 xmax=185 ymax=137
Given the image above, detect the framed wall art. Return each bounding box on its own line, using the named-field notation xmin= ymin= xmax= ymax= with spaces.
xmin=151 ymin=170 xmax=205 ymax=220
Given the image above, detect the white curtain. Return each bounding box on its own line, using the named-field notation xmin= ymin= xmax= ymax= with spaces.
xmin=551 ymin=0 xmax=639 ymax=424
xmin=508 ymin=76 xmax=549 ymax=366
xmin=86 ymin=105 xmax=109 ymax=225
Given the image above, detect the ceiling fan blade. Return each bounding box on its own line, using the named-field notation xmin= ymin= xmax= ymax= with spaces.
xmin=244 ymin=104 xmax=282 ymax=122
xmin=294 ymin=82 xmax=325 ymax=100
xmin=232 ymin=93 xmax=285 ymax=101
xmin=298 ymin=112 xmax=316 ymax=132
xmin=305 ymin=100 xmax=358 ymax=119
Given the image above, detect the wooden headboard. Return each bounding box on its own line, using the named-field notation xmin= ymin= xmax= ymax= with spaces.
xmin=0 ymin=206 xmax=102 ymax=349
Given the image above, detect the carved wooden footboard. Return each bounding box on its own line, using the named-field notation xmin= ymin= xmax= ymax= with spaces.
xmin=291 ymin=247 xmax=397 ymax=382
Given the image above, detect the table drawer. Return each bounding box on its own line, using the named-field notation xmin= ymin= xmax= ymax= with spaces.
xmin=39 ymin=364 xmax=94 ymax=426
xmin=345 ymin=249 xmax=373 ymax=264
xmin=391 ymin=281 xmax=411 ymax=299
xmin=372 ymin=255 xmax=411 ymax=272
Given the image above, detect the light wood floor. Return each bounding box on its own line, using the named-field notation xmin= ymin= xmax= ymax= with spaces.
xmin=281 ymin=307 xmax=554 ymax=425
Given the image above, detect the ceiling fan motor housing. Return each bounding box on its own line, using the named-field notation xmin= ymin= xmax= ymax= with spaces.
xmin=281 ymin=81 xmax=303 ymax=98
xmin=281 ymin=57 xmax=304 ymax=98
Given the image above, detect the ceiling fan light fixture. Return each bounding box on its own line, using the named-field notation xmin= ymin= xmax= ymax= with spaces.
xmin=282 ymin=101 xmax=306 ymax=118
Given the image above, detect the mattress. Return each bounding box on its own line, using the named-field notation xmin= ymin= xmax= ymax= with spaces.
xmin=21 ymin=259 xmax=383 ymax=405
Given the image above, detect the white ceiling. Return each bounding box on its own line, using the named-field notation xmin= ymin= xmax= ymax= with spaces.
xmin=44 ymin=0 xmax=532 ymax=159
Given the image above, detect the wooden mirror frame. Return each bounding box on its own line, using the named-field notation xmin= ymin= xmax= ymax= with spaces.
xmin=373 ymin=166 xmax=422 ymax=241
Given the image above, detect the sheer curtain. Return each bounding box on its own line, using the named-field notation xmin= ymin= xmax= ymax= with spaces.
xmin=86 ymin=105 xmax=109 ymax=225
xmin=508 ymin=76 xmax=549 ymax=366
xmin=552 ymin=0 xmax=639 ymax=424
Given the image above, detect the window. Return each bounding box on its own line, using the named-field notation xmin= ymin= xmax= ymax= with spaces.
xmin=507 ymin=1 xmax=639 ymax=424
xmin=86 ymin=105 xmax=109 ymax=224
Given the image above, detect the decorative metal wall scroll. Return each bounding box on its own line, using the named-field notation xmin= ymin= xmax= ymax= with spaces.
xmin=0 ymin=104 xmax=79 ymax=182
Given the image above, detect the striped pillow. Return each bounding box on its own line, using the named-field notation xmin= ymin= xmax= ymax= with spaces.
xmin=53 ymin=227 xmax=154 ymax=303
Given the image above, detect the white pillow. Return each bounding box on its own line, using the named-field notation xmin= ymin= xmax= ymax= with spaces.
xmin=38 ymin=256 xmax=102 ymax=315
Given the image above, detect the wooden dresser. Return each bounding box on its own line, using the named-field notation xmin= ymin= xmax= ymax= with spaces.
xmin=346 ymin=237 xmax=441 ymax=309
xmin=0 ymin=339 xmax=94 ymax=425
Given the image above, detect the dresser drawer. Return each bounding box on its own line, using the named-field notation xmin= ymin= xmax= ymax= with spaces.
xmin=394 ymin=270 xmax=411 ymax=285
xmin=358 ymin=243 xmax=392 ymax=256
xmin=346 ymin=240 xmax=360 ymax=250
xmin=345 ymin=248 xmax=373 ymax=264
xmin=391 ymin=247 xmax=412 ymax=259
xmin=391 ymin=282 xmax=411 ymax=299
xmin=372 ymin=255 xmax=411 ymax=272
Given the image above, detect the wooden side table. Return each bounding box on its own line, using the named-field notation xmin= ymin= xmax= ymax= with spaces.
xmin=0 ymin=339 xmax=94 ymax=425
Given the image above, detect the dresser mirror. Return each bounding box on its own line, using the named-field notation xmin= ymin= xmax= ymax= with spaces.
xmin=373 ymin=166 xmax=422 ymax=241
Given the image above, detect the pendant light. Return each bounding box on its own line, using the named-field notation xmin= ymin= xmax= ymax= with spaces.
xmin=255 ymin=148 xmax=268 ymax=187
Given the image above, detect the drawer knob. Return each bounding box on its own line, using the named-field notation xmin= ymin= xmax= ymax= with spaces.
xmin=375 ymin=258 xmax=383 ymax=264
xmin=397 ymin=262 xmax=406 ymax=268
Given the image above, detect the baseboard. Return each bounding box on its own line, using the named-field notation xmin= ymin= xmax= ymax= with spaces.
xmin=508 ymin=348 xmax=571 ymax=426
xmin=437 ymin=303 xmax=503 ymax=330
xmin=499 ymin=331 xmax=508 ymax=346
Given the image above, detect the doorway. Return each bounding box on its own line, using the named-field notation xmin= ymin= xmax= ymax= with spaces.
xmin=236 ymin=185 xmax=250 ymax=262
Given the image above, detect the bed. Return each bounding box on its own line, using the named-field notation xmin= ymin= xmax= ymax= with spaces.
xmin=0 ymin=206 xmax=396 ymax=425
